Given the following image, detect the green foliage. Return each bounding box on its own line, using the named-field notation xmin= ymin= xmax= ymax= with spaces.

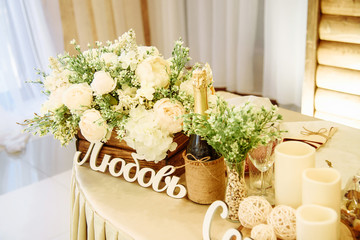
xmin=182 ymin=98 xmax=284 ymax=163
xmin=23 ymin=105 xmax=80 ymax=145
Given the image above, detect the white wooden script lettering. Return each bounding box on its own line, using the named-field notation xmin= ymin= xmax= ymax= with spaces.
xmin=203 ymin=201 xmax=253 ymax=240
xmin=73 ymin=142 xmax=187 ymax=199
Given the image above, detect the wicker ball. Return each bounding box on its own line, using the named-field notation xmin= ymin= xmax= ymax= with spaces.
xmin=267 ymin=205 xmax=296 ymax=240
xmin=237 ymin=196 xmax=273 ymax=228
xmin=251 ymin=224 xmax=277 ymax=240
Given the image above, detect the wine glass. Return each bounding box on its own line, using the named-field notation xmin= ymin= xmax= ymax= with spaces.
xmin=247 ymin=139 xmax=279 ymax=201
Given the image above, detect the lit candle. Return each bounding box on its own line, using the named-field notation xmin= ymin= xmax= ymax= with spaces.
xmin=296 ymin=204 xmax=338 ymax=240
xmin=274 ymin=141 xmax=315 ymax=208
xmin=302 ymin=168 xmax=341 ymax=239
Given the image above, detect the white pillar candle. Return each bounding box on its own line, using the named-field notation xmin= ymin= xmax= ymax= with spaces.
xmin=296 ymin=204 xmax=338 ymax=240
xmin=274 ymin=141 xmax=315 ymax=208
xmin=302 ymin=168 xmax=341 ymax=239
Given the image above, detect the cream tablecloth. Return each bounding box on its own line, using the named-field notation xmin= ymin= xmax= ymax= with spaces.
xmin=70 ymin=94 xmax=360 ymax=240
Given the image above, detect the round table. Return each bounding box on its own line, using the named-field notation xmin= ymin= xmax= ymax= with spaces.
xmin=70 ymin=94 xmax=360 ymax=239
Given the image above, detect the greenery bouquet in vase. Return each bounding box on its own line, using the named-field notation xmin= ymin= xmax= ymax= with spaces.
xmin=182 ymin=98 xmax=283 ymax=221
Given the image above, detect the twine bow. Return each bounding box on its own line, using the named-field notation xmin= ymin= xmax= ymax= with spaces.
xmin=300 ymin=126 xmax=337 ymax=149
xmin=283 ymin=126 xmax=337 ymax=149
xmin=176 ymin=153 xmax=222 ymax=182
xmin=300 ymin=127 xmax=336 ymax=140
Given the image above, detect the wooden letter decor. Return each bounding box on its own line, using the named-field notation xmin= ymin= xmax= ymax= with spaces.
xmin=74 ymin=142 xmax=187 ymax=199
xmin=203 ymin=201 xmax=252 ymax=240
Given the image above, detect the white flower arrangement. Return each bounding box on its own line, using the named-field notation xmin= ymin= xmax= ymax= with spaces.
xmin=24 ymin=30 xmax=217 ymax=163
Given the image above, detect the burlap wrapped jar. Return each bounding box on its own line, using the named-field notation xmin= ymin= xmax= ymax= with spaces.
xmin=183 ymin=151 xmax=226 ymax=204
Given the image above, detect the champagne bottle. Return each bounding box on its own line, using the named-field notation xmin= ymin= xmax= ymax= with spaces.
xmin=186 ymin=67 xmax=220 ymax=161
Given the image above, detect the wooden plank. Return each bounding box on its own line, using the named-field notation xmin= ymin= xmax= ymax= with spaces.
xmin=77 ymin=131 xmax=188 ymax=158
xmin=317 ymin=41 xmax=360 ymax=71
xmin=319 ymin=14 xmax=360 ymax=44
xmin=301 ymin=0 xmax=320 ymax=117
xmin=316 ymin=65 xmax=360 ymax=95
xmin=315 ymin=110 xmax=360 ymax=129
xmin=314 ymin=88 xmax=360 ymax=120
xmin=321 ymin=0 xmax=360 ymax=17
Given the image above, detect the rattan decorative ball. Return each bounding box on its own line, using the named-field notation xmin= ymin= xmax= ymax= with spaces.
xmin=237 ymin=196 xmax=273 ymax=228
xmin=251 ymin=224 xmax=277 ymax=240
xmin=267 ymin=205 xmax=296 ymax=240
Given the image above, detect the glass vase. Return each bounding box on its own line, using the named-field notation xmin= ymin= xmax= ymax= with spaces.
xmin=224 ymin=160 xmax=247 ymax=222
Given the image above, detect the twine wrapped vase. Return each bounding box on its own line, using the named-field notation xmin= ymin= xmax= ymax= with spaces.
xmin=225 ymin=160 xmax=247 ymax=222
xmin=183 ymin=152 xmax=225 ymax=204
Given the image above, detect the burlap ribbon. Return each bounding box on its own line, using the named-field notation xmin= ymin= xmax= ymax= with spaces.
xmin=179 ymin=152 xmax=223 ymax=182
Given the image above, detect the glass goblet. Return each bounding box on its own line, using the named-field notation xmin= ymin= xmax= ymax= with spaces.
xmin=247 ymin=140 xmax=278 ymax=199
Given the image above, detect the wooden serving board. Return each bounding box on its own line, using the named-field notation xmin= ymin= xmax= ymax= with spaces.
xmin=76 ymin=131 xmax=189 ymax=177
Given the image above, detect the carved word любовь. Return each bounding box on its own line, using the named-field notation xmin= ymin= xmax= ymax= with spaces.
xmin=73 ymin=142 xmax=187 ymax=199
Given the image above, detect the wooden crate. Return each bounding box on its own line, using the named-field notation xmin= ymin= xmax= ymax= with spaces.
xmin=76 ymin=131 xmax=189 ymax=177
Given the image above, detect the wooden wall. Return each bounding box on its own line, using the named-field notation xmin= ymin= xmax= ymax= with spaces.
xmin=302 ymin=0 xmax=360 ymax=128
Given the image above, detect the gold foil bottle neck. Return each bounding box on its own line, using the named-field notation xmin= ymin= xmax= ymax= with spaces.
xmin=192 ymin=68 xmax=208 ymax=90
xmin=192 ymin=68 xmax=208 ymax=115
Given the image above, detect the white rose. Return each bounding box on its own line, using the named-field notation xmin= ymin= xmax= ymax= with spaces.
xmin=101 ymin=52 xmax=118 ymax=65
xmin=79 ymin=109 xmax=108 ymax=143
xmin=135 ymin=56 xmax=170 ymax=100
xmin=91 ymin=71 xmax=117 ymax=96
xmin=62 ymin=83 xmax=93 ymax=111
xmin=40 ymin=86 xmax=67 ymax=114
xmin=153 ymin=98 xmax=185 ymax=134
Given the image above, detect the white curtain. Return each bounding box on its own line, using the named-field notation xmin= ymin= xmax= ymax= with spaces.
xmin=147 ymin=0 xmax=308 ymax=108
xmin=263 ymin=0 xmax=308 ymax=108
xmin=147 ymin=0 xmax=187 ymax=58
xmin=0 ymin=0 xmax=63 ymax=153
xmin=186 ymin=0 xmax=264 ymax=95
xmin=0 ymin=0 xmax=308 ymax=152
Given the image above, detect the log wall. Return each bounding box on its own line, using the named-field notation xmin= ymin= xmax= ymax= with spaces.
xmin=302 ymin=0 xmax=360 ymax=128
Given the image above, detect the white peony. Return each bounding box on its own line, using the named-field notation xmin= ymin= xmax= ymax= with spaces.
xmin=123 ymin=106 xmax=177 ymax=163
xmin=79 ymin=109 xmax=108 ymax=143
xmin=40 ymin=86 xmax=68 ymax=114
xmin=62 ymin=83 xmax=93 ymax=111
xmin=91 ymin=71 xmax=117 ymax=96
xmin=153 ymin=98 xmax=185 ymax=134
xmin=136 ymin=56 xmax=170 ymax=100
xmin=100 ymin=52 xmax=118 ymax=65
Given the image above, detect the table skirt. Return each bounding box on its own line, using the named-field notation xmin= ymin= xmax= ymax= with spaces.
xmin=70 ymin=169 xmax=134 ymax=240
